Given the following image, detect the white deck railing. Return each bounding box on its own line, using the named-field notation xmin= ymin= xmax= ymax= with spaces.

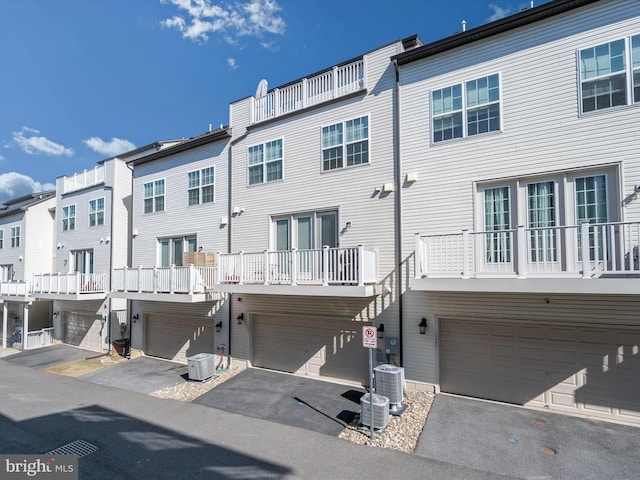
xmin=62 ymin=165 xmax=105 ymax=193
xmin=25 ymin=327 xmax=54 ymax=350
xmin=111 ymin=265 xmax=215 ymax=294
xmin=32 ymin=273 xmax=107 ymax=294
xmin=415 ymin=221 xmax=640 ymax=279
xmin=0 ymin=281 xmax=31 ymax=296
xmin=217 ymin=245 xmax=378 ymax=286
xmin=252 ymin=59 xmax=365 ymax=124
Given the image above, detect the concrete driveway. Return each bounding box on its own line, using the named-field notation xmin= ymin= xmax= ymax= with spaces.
xmin=194 ymin=368 xmax=365 ymax=436
xmin=415 ymin=394 xmax=640 ymax=479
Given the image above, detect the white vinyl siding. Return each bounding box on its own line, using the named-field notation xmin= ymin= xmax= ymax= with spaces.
xmin=10 ymin=226 xmax=20 ymax=248
xmin=321 ymin=116 xmax=369 ymax=171
xmin=62 ymin=205 xmax=75 ymax=231
xmin=248 ymin=139 xmax=283 ymax=185
xmin=88 ymin=197 xmax=105 ymax=227
xmin=432 ymin=73 xmax=500 ymax=143
xmin=144 ymin=179 xmax=165 ymax=213
xmin=188 ymin=167 xmax=215 ymax=205
xmin=579 ymin=34 xmax=640 ymax=113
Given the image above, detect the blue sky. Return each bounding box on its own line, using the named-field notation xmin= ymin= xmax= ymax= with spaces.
xmin=0 ymin=0 xmax=545 ymax=204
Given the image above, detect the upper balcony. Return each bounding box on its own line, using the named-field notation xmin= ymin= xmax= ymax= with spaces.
xmin=31 ymin=272 xmax=107 ymax=300
xmin=0 ymin=281 xmax=32 ymax=301
xmin=216 ymin=245 xmax=381 ymax=297
xmin=110 ymin=265 xmax=219 ymax=303
xmin=251 ymin=59 xmax=365 ymax=125
xmin=62 ymin=165 xmax=105 ymax=194
xmin=413 ymin=221 xmax=640 ymax=295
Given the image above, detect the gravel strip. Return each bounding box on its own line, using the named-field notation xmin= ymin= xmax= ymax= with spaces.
xmin=338 ymin=391 xmax=435 ymax=453
xmin=150 ymin=364 xmax=433 ymax=454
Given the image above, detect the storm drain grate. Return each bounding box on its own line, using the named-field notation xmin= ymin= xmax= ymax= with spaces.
xmin=46 ymin=439 xmax=98 ymax=458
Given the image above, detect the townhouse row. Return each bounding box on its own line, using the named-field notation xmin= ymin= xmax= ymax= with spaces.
xmin=1 ymin=0 xmax=639 ymax=427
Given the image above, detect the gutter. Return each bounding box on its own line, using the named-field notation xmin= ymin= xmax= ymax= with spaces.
xmin=393 ymin=58 xmax=404 ymax=366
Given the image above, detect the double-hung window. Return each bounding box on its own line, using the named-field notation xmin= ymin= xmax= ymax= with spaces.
xmin=10 ymin=226 xmax=20 ymax=248
xmin=321 ymin=116 xmax=369 ymax=171
xmin=89 ymin=198 xmax=105 ymax=226
xmin=248 ymin=139 xmax=283 ymax=185
xmin=0 ymin=230 xmax=3 ymax=249
xmin=188 ymin=167 xmax=215 ymax=205
xmin=62 ymin=205 xmax=75 ymax=231
xmin=144 ymin=179 xmax=165 ymax=213
xmin=579 ymin=34 xmax=640 ymax=113
xmin=432 ymin=73 xmax=501 ymax=143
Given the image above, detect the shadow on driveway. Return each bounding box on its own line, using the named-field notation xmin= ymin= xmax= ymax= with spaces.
xmin=194 ymin=369 xmax=365 ymax=436
xmin=415 ymin=394 xmax=640 ymax=480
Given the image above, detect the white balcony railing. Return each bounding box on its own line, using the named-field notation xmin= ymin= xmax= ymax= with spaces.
xmin=111 ymin=265 xmax=215 ymax=294
xmin=252 ymin=60 xmax=365 ymax=124
xmin=217 ymin=245 xmax=378 ymax=286
xmin=0 ymin=281 xmax=31 ymax=296
xmin=415 ymin=221 xmax=640 ymax=279
xmin=25 ymin=327 xmax=54 ymax=350
xmin=62 ymin=165 xmax=105 ymax=193
xmin=32 ymin=273 xmax=107 ymax=295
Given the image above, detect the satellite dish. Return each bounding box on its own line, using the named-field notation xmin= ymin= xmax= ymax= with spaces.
xmin=255 ymin=79 xmax=268 ymax=98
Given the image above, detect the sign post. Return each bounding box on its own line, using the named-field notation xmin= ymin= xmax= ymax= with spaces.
xmin=362 ymin=326 xmax=378 ymax=441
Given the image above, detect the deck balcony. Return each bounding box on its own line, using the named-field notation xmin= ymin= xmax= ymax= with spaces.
xmin=31 ymin=272 xmax=107 ymax=300
xmin=110 ymin=265 xmax=218 ymax=303
xmin=0 ymin=281 xmax=32 ymax=301
xmin=413 ymin=222 xmax=640 ymax=294
xmin=252 ymin=59 xmax=365 ymax=124
xmin=216 ymin=245 xmax=381 ymax=297
xmin=62 ymin=165 xmax=105 ymax=194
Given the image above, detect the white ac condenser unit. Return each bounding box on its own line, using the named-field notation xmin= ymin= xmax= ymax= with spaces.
xmin=187 ymin=353 xmax=216 ymax=381
xmin=360 ymin=393 xmax=390 ymax=430
xmin=374 ymin=364 xmax=406 ymax=415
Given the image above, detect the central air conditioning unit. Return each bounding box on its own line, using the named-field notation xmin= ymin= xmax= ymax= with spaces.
xmin=187 ymin=353 xmax=216 ymax=381
xmin=374 ymin=364 xmax=406 ymax=415
xmin=360 ymin=393 xmax=390 ymax=430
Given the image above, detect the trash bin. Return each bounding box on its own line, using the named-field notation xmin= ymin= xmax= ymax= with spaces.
xmin=112 ymin=338 xmax=130 ymax=357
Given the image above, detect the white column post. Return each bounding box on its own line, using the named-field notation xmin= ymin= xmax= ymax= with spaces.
xmin=462 ymin=230 xmax=470 ymax=279
xmin=2 ymin=303 xmax=7 ymax=348
xmin=517 ymin=225 xmax=526 ymax=279
xmin=263 ymin=250 xmax=269 ymax=285
xmin=357 ymin=245 xmax=365 ymax=287
xmin=322 ymin=246 xmax=329 ymax=286
xmin=239 ymin=251 xmax=245 ymax=285
xmin=291 ymin=248 xmax=298 ymax=286
xmin=581 ymin=222 xmax=591 ymax=279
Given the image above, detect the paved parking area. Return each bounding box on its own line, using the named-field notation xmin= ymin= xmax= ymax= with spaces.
xmin=194 ymin=368 xmax=365 ymax=436
xmin=415 ymin=394 xmax=640 ymax=479
xmin=2 ymin=344 xmax=96 ymax=368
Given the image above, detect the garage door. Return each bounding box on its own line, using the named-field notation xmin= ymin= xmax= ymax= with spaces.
xmin=441 ymin=319 xmax=640 ymax=425
xmin=253 ymin=314 xmax=369 ymax=384
xmin=61 ymin=311 xmax=103 ymax=352
xmin=146 ymin=314 xmax=214 ymax=364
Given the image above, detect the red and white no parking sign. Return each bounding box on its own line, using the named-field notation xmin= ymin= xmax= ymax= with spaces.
xmin=362 ymin=325 xmax=377 ymax=349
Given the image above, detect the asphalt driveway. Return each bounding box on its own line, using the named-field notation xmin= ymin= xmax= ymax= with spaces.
xmin=194 ymin=368 xmax=365 ymax=436
xmin=2 ymin=344 xmax=97 ymax=368
xmin=415 ymin=394 xmax=640 ymax=479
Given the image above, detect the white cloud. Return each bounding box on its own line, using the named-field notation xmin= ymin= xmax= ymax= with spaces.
xmin=12 ymin=127 xmax=74 ymax=157
xmin=161 ymin=0 xmax=285 ymax=44
xmin=0 ymin=172 xmax=55 ymax=205
xmin=83 ymin=137 xmax=137 ymax=157
xmin=227 ymin=57 xmax=238 ymax=69
xmin=487 ymin=4 xmax=512 ymax=22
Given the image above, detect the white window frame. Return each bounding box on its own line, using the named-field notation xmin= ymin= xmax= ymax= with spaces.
xmin=270 ymin=210 xmax=339 ymax=250
xmin=578 ymin=34 xmax=640 ymax=115
xmin=89 ymin=197 xmax=105 ymax=227
xmin=0 ymin=264 xmax=13 ymax=281
xmin=72 ymin=249 xmax=94 ymax=274
xmin=188 ymin=167 xmax=215 ymax=205
xmin=247 ymin=139 xmax=283 ymax=185
xmin=10 ymin=226 xmax=20 ymax=248
xmin=431 ymin=73 xmax=502 ymax=144
xmin=158 ymin=235 xmax=197 ymax=267
xmin=144 ymin=179 xmax=165 ymax=213
xmin=321 ymin=115 xmax=370 ymax=171
xmin=62 ymin=204 xmax=76 ymax=231
xmin=0 ymin=229 xmax=3 ymax=249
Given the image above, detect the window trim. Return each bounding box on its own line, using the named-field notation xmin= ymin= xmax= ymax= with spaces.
xmin=320 ymin=115 xmax=370 ymax=172
xmin=430 ymin=72 xmax=502 ymax=144
xmin=270 ymin=209 xmax=339 ymax=250
xmin=10 ymin=226 xmax=20 ymax=248
xmin=247 ymin=138 xmax=284 ymax=186
xmin=0 ymin=229 xmax=3 ymax=249
xmin=62 ymin=204 xmax=76 ymax=231
xmin=157 ymin=235 xmax=197 ymax=267
xmin=88 ymin=197 xmax=105 ymax=227
xmin=188 ymin=166 xmax=216 ymax=205
xmin=143 ymin=178 xmax=166 ymax=214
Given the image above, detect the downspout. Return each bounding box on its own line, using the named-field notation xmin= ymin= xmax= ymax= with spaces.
xmin=125 ymin=162 xmax=136 ymax=355
xmin=105 ymin=184 xmax=114 ymax=355
xmin=393 ymin=58 xmax=404 ymax=366
xmin=227 ymin=127 xmax=249 ymax=360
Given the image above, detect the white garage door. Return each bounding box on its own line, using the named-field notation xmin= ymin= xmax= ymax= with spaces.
xmin=253 ymin=314 xmax=369 ymax=384
xmin=441 ymin=319 xmax=640 ymax=426
xmin=61 ymin=311 xmax=103 ymax=352
xmin=146 ymin=314 xmax=215 ymax=364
